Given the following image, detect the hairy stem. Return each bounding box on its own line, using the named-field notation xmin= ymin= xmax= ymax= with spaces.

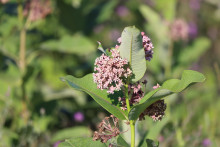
xmin=124 ymin=84 xmax=135 ymax=147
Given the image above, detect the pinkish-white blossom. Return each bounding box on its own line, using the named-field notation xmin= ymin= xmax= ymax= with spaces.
xmin=0 ymin=0 xmax=9 ymax=4
xmin=93 ymin=48 xmax=132 ymax=94
xmin=170 ymin=19 xmax=189 ymax=41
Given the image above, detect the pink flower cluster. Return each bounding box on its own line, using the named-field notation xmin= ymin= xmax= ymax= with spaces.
xmin=141 ymin=32 xmax=154 ymax=61
xmin=93 ymin=49 xmax=132 ymax=94
xmin=170 ymin=19 xmax=189 ymax=41
xmin=93 ymin=115 xmax=120 ymax=143
xmin=119 ymin=82 xmax=144 ymax=110
xmin=0 ymin=0 xmax=9 ymax=4
xmin=23 ymin=0 xmax=52 ymax=22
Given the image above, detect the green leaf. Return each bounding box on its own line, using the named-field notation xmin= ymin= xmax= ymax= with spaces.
xmin=139 ymin=117 xmax=169 ymax=147
xmin=129 ymin=70 xmax=205 ymax=120
xmin=97 ymin=41 xmax=106 ymax=54
xmin=51 ymin=127 xmax=92 ymax=143
xmin=58 ymin=137 xmax=107 ymax=147
xmin=119 ymin=26 xmax=147 ymax=82
xmin=96 ymin=0 xmax=118 ymax=23
xmin=178 ymin=37 xmax=211 ymax=65
xmin=41 ymin=34 xmax=95 ymax=55
xmin=139 ymin=5 xmax=168 ymax=41
xmin=117 ymin=135 xmax=129 ymax=147
xmin=155 ymin=0 xmax=176 ymax=21
xmin=61 ymin=74 xmax=127 ymax=120
xmin=145 ymin=139 xmax=159 ymax=147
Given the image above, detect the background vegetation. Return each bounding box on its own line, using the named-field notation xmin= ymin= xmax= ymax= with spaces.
xmin=0 ymin=0 xmax=219 ymax=146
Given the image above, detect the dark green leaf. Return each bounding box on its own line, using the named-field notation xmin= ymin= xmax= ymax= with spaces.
xmin=61 ymin=74 xmax=127 ymax=120
xmin=58 ymin=137 xmax=107 ymax=147
xmin=41 ymin=34 xmax=95 ymax=55
xmin=145 ymin=139 xmax=159 ymax=147
xmin=178 ymin=37 xmax=211 ymax=65
xmin=129 ymin=70 xmax=205 ymax=120
xmin=117 ymin=135 xmax=129 ymax=147
xmin=139 ymin=117 xmax=169 ymax=147
xmin=51 ymin=127 xmax=92 ymax=143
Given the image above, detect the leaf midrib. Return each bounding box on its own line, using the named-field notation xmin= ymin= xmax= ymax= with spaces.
xmin=129 ymin=33 xmax=133 ymax=66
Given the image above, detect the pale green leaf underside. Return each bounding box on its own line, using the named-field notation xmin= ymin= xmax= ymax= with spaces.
xmin=119 ymin=26 xmax=147 ymax=82
xmin=61 ymin=74 xmax=127 ymax=120
xmin=58 ymin=137 xmax=107 ymax=147
xmin=129 ymin=70 xmax=205 ymax=120
xmin=51 ymin=127 xmax=92 ymax=143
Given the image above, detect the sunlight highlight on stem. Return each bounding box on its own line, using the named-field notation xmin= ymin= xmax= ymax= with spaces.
xmin=124 ymin=84 xmax=135 ymax=147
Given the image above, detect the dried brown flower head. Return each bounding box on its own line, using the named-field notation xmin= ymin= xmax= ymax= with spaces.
xmin=93 ymin=115 xmax=120 ymax=143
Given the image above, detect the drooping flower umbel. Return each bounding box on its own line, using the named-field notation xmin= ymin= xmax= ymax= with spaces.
xmin=93 ymin=115 xmax=120 ymax=143
xmin=93 ymin=49 xmax=132 ymax=94
xmin=139 ymin=84 xmax=167 ymax=121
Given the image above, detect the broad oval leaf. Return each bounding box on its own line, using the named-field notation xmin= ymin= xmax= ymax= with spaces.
xmin=61 ymin=74 xmax=127 ymax=120
xmin=41 ymin=34 xmax=95 ymax=55
xmin=58 ymin=137 xmax=107 ymax=147
xmin=51 ymin=127 xmax=92 ymax=143
xmin=119 ymin=26 xmax=147 ymax=82
xmin=129 ymin=70 xmax=205 ymax=120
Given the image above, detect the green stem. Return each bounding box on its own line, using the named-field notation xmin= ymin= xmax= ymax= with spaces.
xmin=124 ymin=85 xmax=135 ymax=147
xmin=17 ymin=0 xmax=29 ymax=123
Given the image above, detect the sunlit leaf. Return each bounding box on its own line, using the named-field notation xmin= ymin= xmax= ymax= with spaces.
xmin=61 ymin=74 xmax=127 ymax=120
xmin=41 ymin=34 xmax=95 ymax=55
xmin=129 ymin=70 xmax=205 ymax=120
xmin=119 ymin=26 xmax=147 ymax=82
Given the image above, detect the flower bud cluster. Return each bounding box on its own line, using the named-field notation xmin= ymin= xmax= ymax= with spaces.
xmin=141 ymin=32 xmax=154 ymax=61
xmin=93 ymin=49 xmax=132 ymax=94
xmin=139 ymin=99 xmax=167 ymax=121
xmin=93 ymin=115 xmax=120 ymax=143
xmin=116 ymin=32 xmax=154 ymax=61
xmin=118 ymin=82 xmax=144 ymax=110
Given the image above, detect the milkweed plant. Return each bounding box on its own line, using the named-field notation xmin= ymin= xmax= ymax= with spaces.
xmin=60 ymin=26 xmax=205 ymax=147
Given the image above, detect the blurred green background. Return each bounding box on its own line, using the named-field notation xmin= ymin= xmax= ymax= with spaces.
xmin=0 ymin=0 xmax=219 ymax=146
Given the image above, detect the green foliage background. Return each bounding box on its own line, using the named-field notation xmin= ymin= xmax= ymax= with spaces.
xmin=0 ymin=0 xmax=220 ymax=146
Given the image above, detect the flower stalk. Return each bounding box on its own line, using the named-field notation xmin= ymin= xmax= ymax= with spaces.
xmin=124 ymin=84 xmax=135 ymax=147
